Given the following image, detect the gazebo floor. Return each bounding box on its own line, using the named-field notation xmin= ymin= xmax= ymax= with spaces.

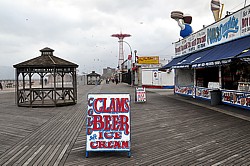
xmin=18 ymin=100 xmax=76 ymax=107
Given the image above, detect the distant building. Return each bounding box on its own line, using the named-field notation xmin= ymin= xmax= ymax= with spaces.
xmin=102 ymin=67 xmax=116 ymax=79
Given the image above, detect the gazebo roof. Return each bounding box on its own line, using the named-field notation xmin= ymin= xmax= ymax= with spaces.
xmin=13 ymin=47 xmax=78 ymax=68
xmin=87 ymin=71 xmax=101 ymax=76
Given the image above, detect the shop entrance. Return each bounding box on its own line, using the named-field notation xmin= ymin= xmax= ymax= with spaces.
xmin=196 ymin=67 xmax=219 ymax=88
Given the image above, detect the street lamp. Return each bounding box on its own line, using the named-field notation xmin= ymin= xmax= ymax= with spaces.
xmin=134 ymin=50 xmax=137 ymax=63
xmin=134 ymin=50 xmax=138 ymax=86
xmin=122 ymin=41 xmax=134 ymax=85
xmin=123 ymin=41 xmax=133 ymax=62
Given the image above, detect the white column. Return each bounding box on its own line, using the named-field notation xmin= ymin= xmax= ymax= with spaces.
xmin=219 ymin=66 xmax=222 ymax=89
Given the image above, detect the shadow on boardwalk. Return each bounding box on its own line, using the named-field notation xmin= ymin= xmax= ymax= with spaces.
xmin=2 ymin=83 xmax=250 ymax=165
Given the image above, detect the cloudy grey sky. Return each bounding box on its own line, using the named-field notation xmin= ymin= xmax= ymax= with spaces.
xmin=0 ymin=0 xmax=247 ymax=75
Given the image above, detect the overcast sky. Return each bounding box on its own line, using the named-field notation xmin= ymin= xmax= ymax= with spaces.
xmin=0 ymin=0 xmax=248 ymax=74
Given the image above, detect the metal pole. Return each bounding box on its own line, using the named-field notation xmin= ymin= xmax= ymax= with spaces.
xmin=134 ymin=50 xmax=138 ymax=86
xmin=123 ymin=41 xmax=133 ymax=85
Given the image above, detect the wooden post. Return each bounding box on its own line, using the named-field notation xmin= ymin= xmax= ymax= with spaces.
xmin=54 ymin=68 xmax=57 ymax=106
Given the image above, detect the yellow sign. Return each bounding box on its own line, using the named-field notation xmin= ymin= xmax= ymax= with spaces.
xmin=137 ymin=56 xmax=159 ymax=64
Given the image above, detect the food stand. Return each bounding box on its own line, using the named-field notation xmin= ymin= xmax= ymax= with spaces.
xmin=163 ymin=4 xmax=250 ymax=110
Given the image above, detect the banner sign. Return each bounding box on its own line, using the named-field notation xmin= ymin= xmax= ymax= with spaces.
xmin=137 ymin=56 xmax=159 ymax=64
xmin=135 ymin=87 xmax=146 ymax=102
xmin=86 ymin=93 xmax=131 ymax=157
xmin=241 ymin=6 xmax=250 ymax=36
xmin=175 ymin=5 xmax=249 ymax=56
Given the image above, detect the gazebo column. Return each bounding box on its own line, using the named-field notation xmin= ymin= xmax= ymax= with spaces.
xmin=15 ymin=69 xmax=19 ymax=105
xmin=22 ymin=73 xmax=25 ymax=90
xmin=53 ymin=68 xmax=57 ymax=106
xmin=29 ymin=69 xmax=32 ymax=107
xmin=73 ymin=69 xmax=77 ymax=103
xmin=61 ymin=71 xmax=65 ymax=102
xmin=40 ymin=73 xmax=44 ymax=104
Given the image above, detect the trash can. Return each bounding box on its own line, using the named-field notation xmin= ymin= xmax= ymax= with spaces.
xmin=210 ymin=89 xmax=221 ymax=106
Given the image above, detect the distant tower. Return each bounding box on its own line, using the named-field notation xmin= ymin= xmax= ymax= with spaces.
xmin=111 ymin=33 xmax=131 ymax=71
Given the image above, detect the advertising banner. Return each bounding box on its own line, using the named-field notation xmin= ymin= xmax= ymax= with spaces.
xmin=206 ymin=13 xmax=241 ymax=47
xmin=137 ymin=56 xmax=159 ymax=64
xmin=175 ymin=29 xmax=207 ymax=56
xmin=241 ymin=6 xmax=250 ymax=36
xmin=86 ymin=93 xmax=131 ymax=157
xmin=175 ymin=5 xmax=246 ymax=56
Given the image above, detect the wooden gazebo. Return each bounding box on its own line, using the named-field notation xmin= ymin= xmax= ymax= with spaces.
xmin=13 ymin=47 xmax=78 ymax=107
xmin=87 ymin=71 xmax=101 ymax=85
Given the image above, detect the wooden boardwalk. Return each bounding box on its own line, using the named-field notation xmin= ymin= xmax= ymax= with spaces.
xmin=66 ymin=84 xmax=250 ymax=165
xmin=0 ymin=84 xmax=101 ymax=165
xmin=2 ymin=83 xmax=250 ymax=165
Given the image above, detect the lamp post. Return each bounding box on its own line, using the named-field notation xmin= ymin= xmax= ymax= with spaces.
xmin=123 ymin=41 xmax=134 ymax=85
xmin=134 ymin=50 xmax=137 ymax=63
xmin=134 ymin=50 xmax=138 ymax=86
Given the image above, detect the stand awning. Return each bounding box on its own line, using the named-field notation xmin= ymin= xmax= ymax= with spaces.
xmin=192 ymin=36 xmax=250 ymax=68
xmin=159 ymin=54 xmax=189 ymax=70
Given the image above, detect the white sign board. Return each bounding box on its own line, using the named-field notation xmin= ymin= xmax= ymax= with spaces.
xmin=135 ymin=87 xmax=146 ymax=102
xmin=86 ymin=93 xmax=131 ymax=157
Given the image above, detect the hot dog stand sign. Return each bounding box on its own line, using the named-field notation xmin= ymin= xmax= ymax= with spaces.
xmin=86 ymin=93 xmax=131 ymax=157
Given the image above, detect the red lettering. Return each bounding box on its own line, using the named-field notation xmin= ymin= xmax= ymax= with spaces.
xmin=242 ymin=17 xmax=249 ymax=28
xmin=114 ymin=132 xmax=122 ymax=139
xmin=122 ymin=141 xmax=129 ymax=148
xmin=92 ymin=98 xmax=129 ymax=113
xmin=114 ymin=141 xmax=121 ymax=149
xmin=98 ymin=141 xmax=107 ymax=148
xmin=112 ymin=115 xmax=120 ymax=130
xmin=116 ymin=98 xmax=129 ymax=112
xmin=87 ymin=109 xmax=93 ymax=116
xmin=103 ymin=115 xmax=111 ymax=130
xmin=104 ymin=132 xmax=113 ymax=139
xmin=107 ymin=141 xmax=113 ymax=148
xmin=108 ymin=98 xmax=116 ymax=112
xmin=94 ymin=98 xmax=106 ymax=113
xmin=87 ymin=128 xmax=92 ymax=135
xmin=92 ymin=115 xmax=104 ymax=130
xmin=90 ymin=141 xmax=130 ymax=149
xmin=87 ymin=117 xmax=92 ymax=126
xmin=90 ymin=142 xmax=98 ymax=149
xmin=88 ymin=97 xmax=94 ymax=106
xmin=119 ymin=115 xmax=129 ymax=135
xmin=91 ymin=115 xmax=129 ymax=134
xmin=98 ymin=132 xmax=104 ymax=139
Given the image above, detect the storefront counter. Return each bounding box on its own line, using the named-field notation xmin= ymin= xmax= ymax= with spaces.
xmin=175 ymin=85 xmax=250 ymax=109
xmin=175 ymin=85 xmax=194 ymax=97
xmin=175 ymin=85 xmax=212 ymax=99
xmin=222 ymin=90 xmax=250 ymax=109
xmin=195 ymin=87 xmax=212 ymax=100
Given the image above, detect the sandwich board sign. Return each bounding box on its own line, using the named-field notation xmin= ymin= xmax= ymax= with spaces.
xmin=86 ymin=93 xmax=131 ymax=157
xmin=135 ymin=87 xmax=146 ymax=103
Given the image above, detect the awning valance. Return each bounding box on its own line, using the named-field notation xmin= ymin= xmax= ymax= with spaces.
xmin=192 ymin=36 xmax=250 ymax=68
xmin=172 ymin=48 xmax=214 ymax=68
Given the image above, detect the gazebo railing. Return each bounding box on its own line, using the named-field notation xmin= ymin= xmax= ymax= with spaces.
xmin=17 ymin=87 xmax=76 ymax=107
